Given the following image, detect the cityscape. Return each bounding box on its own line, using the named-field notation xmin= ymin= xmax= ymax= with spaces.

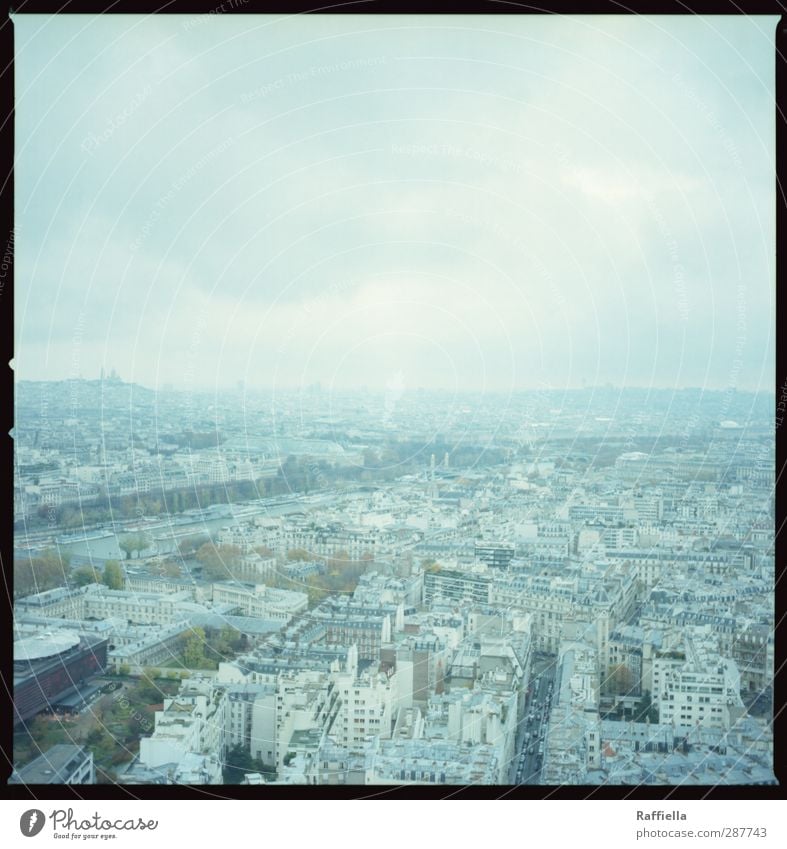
xmin=11 ymin=378 xmax=776 ymax=786
xmin=10 ymin=13 xmax=777 ymax=791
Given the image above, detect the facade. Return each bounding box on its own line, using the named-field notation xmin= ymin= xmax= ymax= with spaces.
xmin=15 ymin=586 xmax=86 ymax=619
xmin=474 ymin=541 xmax=515 ymax=569
xmin=654 ymin=647 xmax=744 ymax=731
xmin=82 ymin=585 xmax=192 ymax=626
xmin=211 ymin=582 xmax=307 ymax=621
xmin=423 ymin=566 xmax=491 ymax=606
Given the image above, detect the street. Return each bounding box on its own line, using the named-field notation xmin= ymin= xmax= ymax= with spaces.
xmin=510 ymin=652 xmax=558 ymax=785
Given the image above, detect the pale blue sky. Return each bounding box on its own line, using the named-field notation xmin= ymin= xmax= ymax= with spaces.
xmin=14 ymin=14 xmax=777 ymax=393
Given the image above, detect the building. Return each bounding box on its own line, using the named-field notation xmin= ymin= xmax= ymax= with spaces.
xmin=137 ymin=676 xmax=227 ymax=783
xmin=10 ymin=744 xmax=95 ymax=784
xmin=15 ymin=586 xmax=85 ymax=619
xmin=541 ymin=640 xmax=600 ymax=785
xmin=423 ymin=566 xmax=491 ymax=606
xmin=82 ymin=585 xmax=192 ymax=626
xmin=332 ymin=665 xmax=396 ymax=747
xmin=13 ymin=632 xmax=108 ymax=726
xmin=211 ymin=582 xmax=307 ymax=621
xmin=365 ymin=737 xmax=499 ymax=784
xmin=311 ymin=598 xmax=401 ymax=662
xmin=474 ymin=541 xmax=515 ymax=569
xmin=654 ymin=640 xmax=745 ymax=731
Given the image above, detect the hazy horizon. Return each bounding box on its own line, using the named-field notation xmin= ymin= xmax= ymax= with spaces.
xmin=14 ymin=14 xmax=777 ymax=394
xmin=13 ymin=373 xmax=777 ymax=400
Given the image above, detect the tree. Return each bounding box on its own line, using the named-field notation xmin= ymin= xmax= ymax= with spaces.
xmin=118 ymin=536 xmax=134 ymax=561
xmin=162 ymin=559 xmax=182 ymax=578
xmin=633 ymin=691 xmax=659 ymax=724
xmin=72 ymin=565 xmax=102 ymax=587
xmin=287 ymin=548 xmax=311 ymax=562
xmin=134 ymin=670 xmax=164 ymax=703
xmin=223 ymin=744 xmax=275 ymax=784
xmin=305 ymin=575 xmax=327 ymax=607
xmin=204 ymin=625 xmax=243 ymax=662
xmin=118 ymin=663 xmax=131 ymax=677
xmin=118 ymin=532 xmax=150 ymax=560
xmin=14 ymin=549 xmax=68 ymax=597
xmin=195 ymin=542 xmax=243 ymax=581
xmin=607 ymin=663 xmax=635 ymax=696
xmin=178 ymin=534 xmax=208 ymax=556
xmin=102 ymin=560 xmax=124 ymax=590
xmin=183 ymin=627 xmax=208 ymax=669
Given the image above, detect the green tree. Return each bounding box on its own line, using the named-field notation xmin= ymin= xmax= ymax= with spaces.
xmin=178 ymin=534 xmax=208 ymax=556
xmin=183 ymin=627 xmax=207 ymax=668
xmin=203 ymin=625 xmax=243 ymax=662
xmin=305 ymin=574 xmax=327 ymax=607
xmin=14 ymin=549 xmax=68 ymax=597
xmin=162 ymin=559 xmax=183 ymax=578
xmin=118 ymin=535 xmax=136 ymax=561
xmin=633 ymin=691 xmax=659 ymax=724
xmin=118 ymin=532 xmax=150 ymax=560
xmin=606 ymin=663 xmax=635 ymax=695
xmin=72 ymin=565 xmax=102 ymax=586
xmin=195 ymin=542 xmax=243 ymax=581
xmin=102 ymin=559 xmax=124 ymax=590
xmin=222 ymin=744 xmax=275 ymax=784
xmin=134 ymin=669 xmax=164 ymax=703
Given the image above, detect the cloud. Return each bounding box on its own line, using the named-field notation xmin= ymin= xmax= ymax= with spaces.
xmin=13 ymin=13 xmax=776 ymax=392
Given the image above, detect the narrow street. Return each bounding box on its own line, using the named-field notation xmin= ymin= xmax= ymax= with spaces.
xmin=510 ymin=653 xmax=557 ymax=785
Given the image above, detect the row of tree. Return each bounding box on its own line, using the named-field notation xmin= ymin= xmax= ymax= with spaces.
xmin=13 ymin=549 xmax=70 ymax=597
xmin=268 ymin=549 xmax=374 ymax=606
xmin=71 ymin=559 xmax=124 ymax=589
xmin=29 ymin=437 xmax=509 ymax=535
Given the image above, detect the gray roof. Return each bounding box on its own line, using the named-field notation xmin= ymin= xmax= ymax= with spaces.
xmin=10 ymin=745 xmax=91 ymax=784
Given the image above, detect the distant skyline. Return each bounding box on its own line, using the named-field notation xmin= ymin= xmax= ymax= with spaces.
xmin=14 ymin=14 xmax=776 ymax=393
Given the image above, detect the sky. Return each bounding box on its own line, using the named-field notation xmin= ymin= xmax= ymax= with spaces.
xmin=13 ymin=14 xmax=777 ymax=394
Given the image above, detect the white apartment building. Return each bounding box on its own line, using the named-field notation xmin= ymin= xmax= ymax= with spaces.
xmin=333 ymin=667 xmax=397 ymax=747
xmin=139 ymin=676 xmax=227 ymax=782
xmin=225 ymin=683 xmax=276 ymax=756
xmin=428 ymin=682 xmax=518 ymax=784
xmin=541 ymin=640 xmax=600 ymax=785
xmin=655 ymin=649 xmax=745 ymax=731
xmin=272 ymin=669 xmax=341 ymax=771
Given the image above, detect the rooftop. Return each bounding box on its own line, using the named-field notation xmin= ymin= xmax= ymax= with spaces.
xmin=10 ymin=745 xmax=91 ymax=784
